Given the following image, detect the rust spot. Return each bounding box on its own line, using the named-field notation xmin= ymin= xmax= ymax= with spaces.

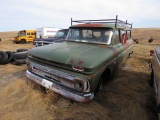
xmin=70 ymin=59 xmax=74 ymax=65
xmin=78 ymin=59 xmax=83 ymax=66
xmin=125 ymin=41 xmax=130 ymax=48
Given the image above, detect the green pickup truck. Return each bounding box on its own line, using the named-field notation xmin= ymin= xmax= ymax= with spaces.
xmin=26 ymin=16 xmax=133 ymax=102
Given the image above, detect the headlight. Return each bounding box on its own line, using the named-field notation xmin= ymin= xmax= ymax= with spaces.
xmin=74 ymin=81 xmax=83 ymax=91
xmin=74 ymin=78 xmax=89 ymax=92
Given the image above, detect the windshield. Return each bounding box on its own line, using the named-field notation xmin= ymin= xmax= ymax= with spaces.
xmin=66 ymin=28 xmax=113 ymax=44
xmin=18 ymin=31 xmax=26 ymax=36
xmin=54 ymin=30 xmax=66 ymax=38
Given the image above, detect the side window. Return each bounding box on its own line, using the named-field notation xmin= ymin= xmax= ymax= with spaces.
xmin=93 ymin=31 xmax=101 ymax=39
xmin=68 ymin=29 xmax=79 ymax=39
xmin=121 ymin=30 xmax=125 ymax=38
xmin=114 ymin=30 xmax=121 ymax=44
xmin=83 ymin=30 xmax=92 ymax=38
xmin=121 ymin=30 xmax=125 ymax=43
xmin=127 ymin=30 xmax=131 ymax=39
xmin=121 ymin=30 xmax=131 ymax=40
xmin=27 ymin=33 xmax=30 ymax=35
xmin=31 ymin=33 xmax=34 ymax=35
xmin=74 ymin=30 xmax=79 ymax=39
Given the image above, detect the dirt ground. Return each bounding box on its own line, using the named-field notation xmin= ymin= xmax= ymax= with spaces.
xmin=0 ymin=39 xmax=160 ymax=120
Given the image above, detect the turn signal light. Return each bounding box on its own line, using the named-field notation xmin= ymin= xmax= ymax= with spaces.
xmin=72 ymin=66 xmax=84 ymax=72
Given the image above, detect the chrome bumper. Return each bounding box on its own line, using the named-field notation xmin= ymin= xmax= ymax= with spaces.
xmin=26 ymin=70 xmax=94 ymax=102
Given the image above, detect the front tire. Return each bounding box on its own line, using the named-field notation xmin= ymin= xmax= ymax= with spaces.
xmin=95 ymin=76 xmax=103 ymax=94
xmin=21 ymin=39 xmax=26 ymax=44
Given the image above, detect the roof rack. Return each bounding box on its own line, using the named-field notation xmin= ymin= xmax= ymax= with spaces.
xmin=71 ymin=15 xmax=132 ymax=28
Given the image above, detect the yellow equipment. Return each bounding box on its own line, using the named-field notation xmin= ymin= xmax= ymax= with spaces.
xmin=13 ymin=30 xmax=36 ymax=43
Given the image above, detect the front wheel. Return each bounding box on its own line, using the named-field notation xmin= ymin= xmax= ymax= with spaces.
xmin=94 ymin=76 xmax=103 ymax=95
xmin=21 ymin=39 xmax=26 ymax=44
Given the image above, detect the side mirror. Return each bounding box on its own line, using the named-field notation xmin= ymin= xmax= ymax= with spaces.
xmin=122 ymin=34 xmax=127 ymax=44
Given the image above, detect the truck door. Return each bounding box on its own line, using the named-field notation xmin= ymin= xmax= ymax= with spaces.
xmin=122 ymin=30 xmax=133 ymax=61
xmin=113 ymin=30 xmax=126 ymax=69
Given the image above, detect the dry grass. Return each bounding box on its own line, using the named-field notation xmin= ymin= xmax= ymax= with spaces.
xmin=132 ymin=28 xmax=160 ymax=41
xmin=0 ymin=31 xmax=160 ymax=120
xmin=0 ymin=31 xmax=18 ymax=40
xmin=0 ymin=39 xmax=32 ymax=52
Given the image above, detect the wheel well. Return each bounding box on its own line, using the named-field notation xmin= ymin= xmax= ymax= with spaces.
xmin=21 ymin=39 xmax=26 ymax=43
xmin=21 ymin=39 xmax=26 ymax=41
xmin=101 ymin=68 xmax=112 ymax=85
xmin=95 ymin=68 xmax=112 ymax=93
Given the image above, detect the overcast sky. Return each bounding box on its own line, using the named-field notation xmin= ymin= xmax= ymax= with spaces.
xmin=0 ymin=0 xmax=160 ymax=32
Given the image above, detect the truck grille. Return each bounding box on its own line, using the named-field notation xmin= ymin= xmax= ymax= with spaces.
xmin=29 ymin=62 xmax=75 ymax=88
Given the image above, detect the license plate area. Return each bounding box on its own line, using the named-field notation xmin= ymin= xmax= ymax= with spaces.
xmin=42 ymin=79 xmax=53 ymax=89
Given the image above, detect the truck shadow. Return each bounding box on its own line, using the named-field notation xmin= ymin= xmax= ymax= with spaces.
xmin=94 ymin=70 xmax=158 ymax=120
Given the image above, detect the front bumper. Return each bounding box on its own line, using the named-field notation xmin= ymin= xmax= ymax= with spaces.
xmin=26 ymin=70 xmax=94 ymax=102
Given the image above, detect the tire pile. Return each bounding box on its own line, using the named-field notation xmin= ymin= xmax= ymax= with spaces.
xmin=0 ymin=48 xmax=28 ymax=65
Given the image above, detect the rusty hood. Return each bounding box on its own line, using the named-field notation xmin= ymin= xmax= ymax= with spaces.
xmin=27 ymin=42 xmax=116 ymax=73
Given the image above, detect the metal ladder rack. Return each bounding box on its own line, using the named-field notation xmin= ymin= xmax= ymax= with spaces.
xmin=71 ymin=15 xmax=132 ymax=28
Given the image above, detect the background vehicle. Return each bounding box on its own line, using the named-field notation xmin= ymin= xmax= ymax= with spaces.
xmin=13 ymin=30 xmax=36 ymax=43
xmin=150 ymin=46 xmax=160 ymax=118
xmin=26 ymin=16 xmax=133 ymax=102
xmin=33 ymin=29 xmax=69 ymax=47
xmin=36 ymin=27 xmax=61 ymax=38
